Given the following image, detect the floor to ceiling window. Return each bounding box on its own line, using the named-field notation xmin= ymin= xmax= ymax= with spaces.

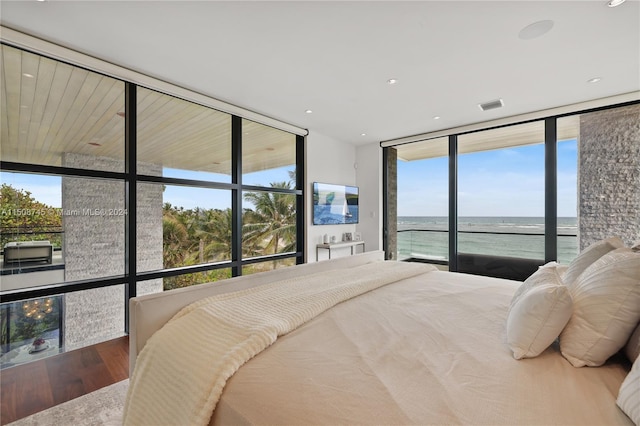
xmin=395 ymin=137 xmax=449 ymax=263
xmin=556 ymin=116 xmax=579 ymax=264
xmin=457 ymin=121 xmax=546 ymax=260
xmin=389 ymin=101 xmax=638 ymax=280
xmin=0 ymin=43 xmax=305 ymax=368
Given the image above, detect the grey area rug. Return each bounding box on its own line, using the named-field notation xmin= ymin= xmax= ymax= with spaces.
xmin=9 ymin=380 xmax=128 ymax=426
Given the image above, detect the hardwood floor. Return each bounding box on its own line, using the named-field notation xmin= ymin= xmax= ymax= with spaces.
xmin=0 ymin=336 xmax=129 ymax=425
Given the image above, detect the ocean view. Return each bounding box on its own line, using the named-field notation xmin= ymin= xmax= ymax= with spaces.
xmin=398 ymin=216 xmax=578 ymax=264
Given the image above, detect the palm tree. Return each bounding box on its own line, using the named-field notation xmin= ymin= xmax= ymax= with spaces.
xmin=162 ymin=203 xmax=193 ymax=268
xmin=193 ymin=208 xmax=233 ymax=262
xmin=243 ymin=181 xmax=297 ymax=257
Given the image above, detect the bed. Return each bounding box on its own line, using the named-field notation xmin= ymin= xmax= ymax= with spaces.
xmin=125 ymin=248 xmax=639 ymax=426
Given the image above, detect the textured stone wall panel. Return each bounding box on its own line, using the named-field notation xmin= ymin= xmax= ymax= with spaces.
xmin=387 ymin=148 xmax=398 ymax=259
xmin=61 ymin=153 xmax=162 ymax=350
xmin=579 ymin=104 xmax=640 ymax=249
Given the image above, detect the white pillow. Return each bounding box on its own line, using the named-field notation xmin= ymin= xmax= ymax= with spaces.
xmin=560 ymin=248 xmax=640 ymax=367
xmin=563 ymin=236 xmax=624 ymax=286
xmin=507 ymin=283 xmax=573 ymax=360
xmin=625 ymin=322 xmax=640 ymax=363
xmin=510 ymin=263 xmax=563 ymax=310
xmin=617 ymin=356 xmax=640 ymax=425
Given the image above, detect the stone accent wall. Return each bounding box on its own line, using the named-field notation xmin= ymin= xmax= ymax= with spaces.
xmin=386 ymin=148 xmax=398 ymax=260
xmin=579 ymin=104 xmax=640 ymax=249
xmin=62 ymin=153 xmax=163 ymax=350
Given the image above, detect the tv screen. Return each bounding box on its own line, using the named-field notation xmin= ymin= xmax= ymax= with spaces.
xmin=313 ymin=182 xmax=359 ymax=225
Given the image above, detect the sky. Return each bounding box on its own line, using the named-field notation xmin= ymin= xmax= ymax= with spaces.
xmin=1 ymin=141 xmax=577 ymax=216
xmin=0 ymin=166 xmax=295 ymax=211
xmin=397 ymin=140 xmax=578 ymax=217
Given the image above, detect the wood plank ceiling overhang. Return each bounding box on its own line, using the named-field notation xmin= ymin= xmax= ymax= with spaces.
xmin=1 ymin=45 xmax=296 ymax=175
xmin=396 ymin=117 xmax=580 ymax=161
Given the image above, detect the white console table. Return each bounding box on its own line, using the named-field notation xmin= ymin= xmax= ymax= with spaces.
xmin=316 ymin=241 xmax=365 ymax=261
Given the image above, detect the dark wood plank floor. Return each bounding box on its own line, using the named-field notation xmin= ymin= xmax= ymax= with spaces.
xmin=0 ymin=336 xmax=129 ymax=425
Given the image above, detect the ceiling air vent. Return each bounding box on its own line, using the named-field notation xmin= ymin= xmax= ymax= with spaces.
xmin=478 ymin=99 xmax=504 ymax=111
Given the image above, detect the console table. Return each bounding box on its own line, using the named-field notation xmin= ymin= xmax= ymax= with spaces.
xmin=316 ymin=240 xmax=365 ymax=261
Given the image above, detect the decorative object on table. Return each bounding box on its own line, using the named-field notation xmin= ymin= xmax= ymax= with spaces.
xmin=354 ymin=232 xmax=362 ymax=241
xmin=330 ymin=236 xmax=337 ymax=243
xmin=323 ymin=234 xmax=329 ymax=244
xmin=30 ymin=337 xmax=49 ymax=353
xmin=343 ymin=232 xmax=353 ymax=242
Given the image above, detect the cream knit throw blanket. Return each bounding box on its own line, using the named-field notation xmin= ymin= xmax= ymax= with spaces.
xmin=123 ymin=261 xmax=435 ymax=425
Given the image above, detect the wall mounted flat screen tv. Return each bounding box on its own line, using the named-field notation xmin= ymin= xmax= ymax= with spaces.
xmin=313 ymin=182 xmax=359 ymax=225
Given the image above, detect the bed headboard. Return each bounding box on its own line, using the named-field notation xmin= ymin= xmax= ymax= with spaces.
xmin=129 ymin=250 xmax=385 ymax=374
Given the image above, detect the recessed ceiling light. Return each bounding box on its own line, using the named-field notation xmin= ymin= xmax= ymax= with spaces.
xmin=22 ymin=73 xmax=34 ymax=78
xmin=387 ymin=79 xmax=398 ymax=85
xmin=587 ymin=77 xmax=602 ymax=83
xmin=518 ymin=20 xmax=554 ymax=40
xmin=607 ymin=0 xmax=626 ymax=7
xmin=433 ymin=116 xmax=441 ymax=120
xmin=305 ymin=109 xmax=313 ymax=114
xmin=361 ymin=133 xmax=366 ymax=136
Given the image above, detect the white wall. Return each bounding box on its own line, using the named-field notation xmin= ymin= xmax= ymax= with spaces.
xmin=305 ymin=134 xmax=384 ymax=263
xmin=355 ymin=142 xmax=383 ymax=253
xmin=305 ymin=131 xmax=358 ymax=262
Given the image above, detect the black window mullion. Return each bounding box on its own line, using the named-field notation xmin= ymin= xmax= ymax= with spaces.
xmin=448 ymin=135 xmax=458 ymax=272
xmin=296 ymin=134 xmax=305 ymax=264
xmin=545 ymin=117 xmax=558 ymax=263
xmin=124 ymin=82 xmax=137 ymax=333
xmin=231 ymin=116 xmax=243 ymax=276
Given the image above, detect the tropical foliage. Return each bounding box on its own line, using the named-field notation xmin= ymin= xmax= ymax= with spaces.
xmin=161 ymin=178 xmax=297 ymax=289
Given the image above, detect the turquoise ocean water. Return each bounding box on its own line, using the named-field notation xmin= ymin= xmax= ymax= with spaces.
xmin=397 ymin=216 xmax=578 ymax=265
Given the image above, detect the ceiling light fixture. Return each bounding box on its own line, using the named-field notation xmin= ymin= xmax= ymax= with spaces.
xmin=361 ymin=133 xmax=366 ymax=136
xmin=587 ymin=77 xmax=602 ymax=83
xmin=518 ymin=20 xmax=554 ymax=40
xmin=387 ymin=79 xmax=398 ymax=85
xmin=305 ymin=109 xmax=313 ymax=114
xmin=22 ymin=73 xmax=34 ymax=78
xmin=433 ymin=116 xmax=441 ymax=120
xmin=607 ymin=0 xmax=626 ymax=7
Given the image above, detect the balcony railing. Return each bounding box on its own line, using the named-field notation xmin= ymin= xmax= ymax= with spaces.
xmin=397 ymin=229 xmax=578 ymax=265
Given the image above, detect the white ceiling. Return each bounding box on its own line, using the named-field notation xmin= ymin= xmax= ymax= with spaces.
xmin=1 ymin=1 xmax=638 ymax=146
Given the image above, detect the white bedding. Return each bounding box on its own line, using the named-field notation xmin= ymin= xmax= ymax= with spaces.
xmin=212 ymin=270 xmax=632 ymax=425
xmin=125 ymin=258 xmax=633 ymax=425
xmin=123 ymin=260 xmax=435 ymax=425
